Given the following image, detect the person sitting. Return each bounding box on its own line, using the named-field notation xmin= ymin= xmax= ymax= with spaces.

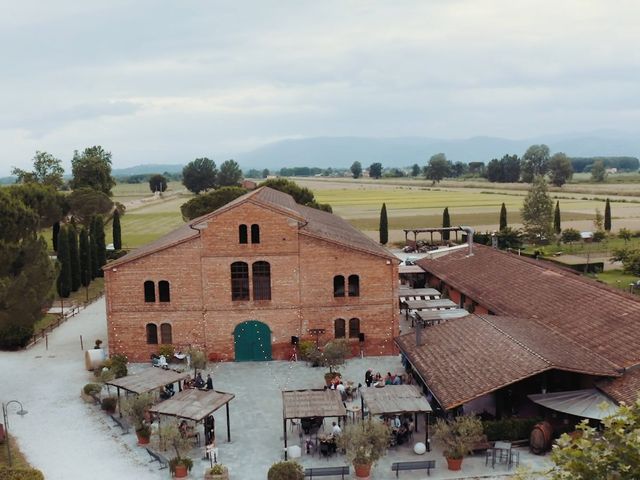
xmin=157 ymin=355 xmax=168 ymax=369
xmin=385 ymin=372 xmax=394 ymax=385
xmin=206 ymin=374 xmax=213 ymax=390
xmin=183 ymin=375 xmax=194 ymax=389
xmin=392 ymin=374 xmax=402 ymax=385
xmin=194 ymin=372 xmax=205 ymax=389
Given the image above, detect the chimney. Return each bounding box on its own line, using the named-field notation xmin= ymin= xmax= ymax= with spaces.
xmin=461 ymin=226 xmax=474 ymax=256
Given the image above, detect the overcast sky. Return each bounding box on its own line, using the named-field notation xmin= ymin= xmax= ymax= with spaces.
xmin=1 ymin=0 xmax=639 ymax=175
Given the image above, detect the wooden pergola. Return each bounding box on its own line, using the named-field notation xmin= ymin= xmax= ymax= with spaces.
xmin=403 ymin=226 xmax=466 ymax=245
xmin=149 ymin=389 xmax=235 ymax=443
xmin=360 ymin=385 xmax=433 ymax=446
xmin=282 ymin=389 xmax=347 ymax=460
xmin=105 ymin=368 xmax=190 ymax=416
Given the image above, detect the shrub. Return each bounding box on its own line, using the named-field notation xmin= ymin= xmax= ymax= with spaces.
xmin=592 ymin=231 xmax=606 ymax=243
xmin=267 ymin=461 xmax=304 ymax=480
xmin=108 ymin=354 xmax=128 ymax=378
xmin=208 ymin=464 xmax=227 ymax=475
xmin=432 ymin=415 xmax=484 ymax=459
xmin=337 ymin=419 xmax=391 ymax=467
xmin=0 ymin=467 xmax=45 ymax=480
xmin=122 ymin=392 xmax=154 ymax=431
xmin=321 ymin=339 xmax=350 ymax=371
xmin=83 ymin=383 xmax=102 ymax=395
xmin=561 ymin=228 xmax=581 ymax=244
xmin=482 ymin=417 xmax=541 ymax=442
xmin=158 ymin=344 xmax=174 ymax=358
xmin=298 ymin=340 xmax=316 ymax=360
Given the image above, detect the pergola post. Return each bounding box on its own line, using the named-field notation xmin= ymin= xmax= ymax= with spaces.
xmin=414 ymin=412 xmax=418 ymax=432
xmin=226 ymin=402 xmax=231 ymax=442
xmin=283 ymin=418 xmax=288 ymax=460
xmin=425 ymin=412 xmax=430 ymax=451
xmin=360 ymin=393 xmax=365 ymax=420
xmin=117 ymin=387 xmax=122 ymax=417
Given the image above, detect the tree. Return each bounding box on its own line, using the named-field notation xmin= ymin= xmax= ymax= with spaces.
xmin=149 ymin=174 xmax=168 ymax=193
xmin=549 ymin=400 xmax=640 ymax=479
xmin=591 ymin=159 xmax=607 ymax=182
xmin=501 ymin=154 xmax=521 ymax=182
xmin=180 ymin=187 xmax=249 ymax=220
xmin=112 ymin=210 xmax=122 ymax=250
xmin=521 ymin=144 xmax=550 ymax=183
xmin=9 ymin=183 xmax=67 ymax=229
xmin=79 ymin=227 xmax=92 ymax=290
xmin=442 ymin=207 xmax=451 ymax=241
xmin=68 ymin=225 xmax=81 ymax=292
xmin=217 ymin=160 xmax=243 ymax=187
xmin=411 ymin=164 xmax=421 ymax=177
xmin=67 ymin=187 xmax=114 ymax=224
xmin=89 ymin=219 xmax=98 ymax=280
xmin=350 ymin=161 xmax=362 ymax=179
xmin=56 ymin=227 xmax=72 ymax=298
xmin=379 ymin=203 xmax=388 ymax=245
xmin=424 ymin=153 xmax=450 ymax=184
xmin=593 ymin=208 xmax=604 ymax=232
xmin=450 ymin=161 xmax=467 ymax=178
xmin=52 ymin=221 xmax=60 ymax=252
xmin=70 ymin=146 xmax=116 ymax=196
xmin=548 ymin=152 xmax=573 ymax=187
xmin=259 ymin=178 xmax=332 ymax=212
xmin=93 ymin=216 xmax=106 ymax=277
xmin=554 ymin=201 xmax=561 ymax=235
xmin=521 ymin=176 xmax=554 ymax=242
xmin=12 ymin=151 xmax=65 ymax=189
xmin=182 ymin=158 xmax=217 ymax=194
xmin=604 ymin=198 xmax=612 ymax=232
xmin=619 ymin=227 xmax=632 ymax=243
xmin=262 ymin=168 xmax=270 ymax=178
xmin=0 ymin=189 xmax=56 ymax=348
xmin=369 ymin=162 xmax=382 ymax=179
xmin=486 ymin=158 xmax=502 ymax=182
xmin=561 ymin=228 xmax=581 ymax=244
xmin=499 ymin=203 xmax=507 ymax=231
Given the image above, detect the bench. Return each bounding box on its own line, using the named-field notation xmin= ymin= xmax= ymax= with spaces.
xmin=304 ymin=466 xmax=350 ymax=479
xmin=391 ymin=460 xmax=436 ymax=477
xmin=471 ymin=434 xmax=492 ymax=453
xmin=145 ymin=447 xmax=169 ymax=469
xmin=109 ymin=414 xmax=131 ymax=435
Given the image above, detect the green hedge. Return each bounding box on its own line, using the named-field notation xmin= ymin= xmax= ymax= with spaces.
xmin=0 ymin=466 xmax=45 ymax=480
xmin=482 ymin=417 xmax=541 ymax=442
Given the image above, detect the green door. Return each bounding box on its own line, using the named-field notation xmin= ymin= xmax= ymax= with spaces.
xmin=233 ymin=320 xmax=272 ymax=361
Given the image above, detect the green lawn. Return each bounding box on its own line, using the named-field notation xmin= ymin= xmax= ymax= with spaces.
xmin=595 ymin=269 xmax=640 ymax=291
xmin=524 ymin=237 xmax=640 ymax=256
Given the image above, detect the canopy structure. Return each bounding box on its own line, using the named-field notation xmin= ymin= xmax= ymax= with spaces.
xmin=105 ymin=368 xmax=189 ymax=395
xmin=361 ymin=385 xmax=432 ymax=445
xmin=528 ymin=389 xmax=619 ymax=420
xmin=403 ymin=299 xmax=458 ymax=310
xmin=282 ymin=389 xmax=347 ymax=460
xmin=149 ymin=388 xmax=235 ymax=442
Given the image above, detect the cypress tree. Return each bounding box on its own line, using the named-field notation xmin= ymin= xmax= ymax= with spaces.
xmin=95 ymin=215 xmax=106 ymax=277
xmin=499 ymin=203 xmax=507 ymax=231
xmin=52 ymin=221 xmax=60 ymax=252
xmin=604 ymin=198 xmax=611 ymax=232
xmin=68 ymin=225 xmax=81 ymax=291
xmin=89 ymin=216 xmax=99 ymax=280
xmin=79 ymin=227 xmax=92 ymax=288
xmin=442 ymin=207 xmax=451 ymax=241
xmin=112 ymin=209 xmax=122 ymax=250
xmin=56 ymin=227 xmax=72 ymax=298
xmin=554 ymin=201 xmax=561 ymax=234
xmin=379 ymin=203 xmax=388 ymax=245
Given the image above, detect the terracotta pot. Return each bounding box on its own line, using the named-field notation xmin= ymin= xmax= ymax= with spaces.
xmin=136 ymin=430 xmax=150 ymax=445
xmin=173 ymin=464 xmax=188 ymax=478
xmin=354 ymin=463 xmax=371 ymax=478
xmin=446 ymin=457 xmax=463 ymax=471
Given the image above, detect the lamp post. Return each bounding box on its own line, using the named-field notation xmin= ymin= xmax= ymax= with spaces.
xmin=2 ymin=400 xmax=28 ymax=467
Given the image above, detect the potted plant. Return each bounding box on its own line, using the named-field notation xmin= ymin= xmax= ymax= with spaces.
xmin=204 ymin=463 xmax=229 ymax=480
xmin=169 ymin=457 xmax=194 ymax=478
xmin=81 ymin=383 xmax=102 ymax=403
xmin=162 ymin=420 xmax=194 ymax=478
xmin=432 ymin=415 xmax=484 ymax=471
xmin=100 ymin=396 xmax=117 ymax=414
xmin=267 ymin=461 xmax=304 ymax=480
xmin=337 ymin=419 xmax=391 ymax=478
xmin=122 ymin=393 xmax=154 ymax=445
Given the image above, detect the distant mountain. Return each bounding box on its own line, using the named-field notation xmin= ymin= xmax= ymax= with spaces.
xmin=235 ymin=134 xmax=640 ymax=169
xmin=0 ymin=176 xmax=17 ymax=184
xmin=112 ymin=163 xmax=184 ymax=176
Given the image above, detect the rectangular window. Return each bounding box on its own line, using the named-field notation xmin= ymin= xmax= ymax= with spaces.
xmin=252 ymin=262 xmax=271 ymax=301
xmin=231 ymin=262 xmax=250 ymax=301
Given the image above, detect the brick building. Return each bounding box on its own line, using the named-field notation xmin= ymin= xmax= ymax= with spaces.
xmin=105 ymin=187 xmax=399 ymax=362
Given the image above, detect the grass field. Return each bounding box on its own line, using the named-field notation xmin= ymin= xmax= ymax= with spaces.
xmin=595 ymin=270 xmax=640 ymax=290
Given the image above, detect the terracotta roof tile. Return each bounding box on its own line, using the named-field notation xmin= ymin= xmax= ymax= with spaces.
xmin=598 ymin=367 xmax=640 ymax=405
xmin=416 ymin=245 xmax=640 ymax=368
xmin=396 ymin=315 xmax=620 ymax=410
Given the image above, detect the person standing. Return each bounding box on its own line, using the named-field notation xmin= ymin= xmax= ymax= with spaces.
xmin=365 ymin=369 xmax=373 ymax=387
xmin=206 ymin=374 xmax=213 ymax=390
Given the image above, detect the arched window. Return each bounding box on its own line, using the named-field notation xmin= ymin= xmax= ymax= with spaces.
xmin=251 ymin=224 xmax=260 ymax=244
xmin=349 ymin=318 xmax=361 ymax=338
xmin=231 ymin=262 xmax=250 ymax=301
xmin=252 ymin=261 xmax=271 ymax=300
xmin=333 ymin=275 xmax=345 ymax=297
xmin=158 ymin=280 xmax=170 ymax=302
xmin=146 ymin=324 xmax=158 ymax=344
xmin=239 ymin=224 xmax=248 ymax=244
xmin=160 ymin=323 xmax=172 ymax=344
xmin=144 ymin=281 xmax=155 ymax=303
xmin=334 ymin=318 xmax=346 ymax=338
xmin=348 ymin=275 xmax=360 ymax=297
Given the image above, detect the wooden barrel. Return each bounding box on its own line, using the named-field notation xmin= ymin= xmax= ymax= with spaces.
xmin=530 ymin=421 xmax=553 ymax=454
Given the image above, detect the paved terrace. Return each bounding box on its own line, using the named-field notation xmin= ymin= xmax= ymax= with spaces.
xmin=0 ymin=298 xmax=552 ymax=479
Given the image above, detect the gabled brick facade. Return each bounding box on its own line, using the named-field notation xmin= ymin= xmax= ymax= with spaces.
xmin=105 ymin=188 xmax=399 ymax=362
